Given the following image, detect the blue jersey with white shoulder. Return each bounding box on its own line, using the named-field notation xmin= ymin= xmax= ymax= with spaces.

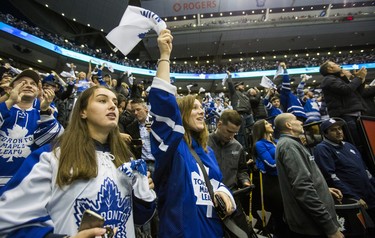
xmin=0 ymin=101 xmax=63 ymax=188
xmin=149 ymin=77 xmax=235 ymax=238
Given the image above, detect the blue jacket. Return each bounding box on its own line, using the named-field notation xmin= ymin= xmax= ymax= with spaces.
xmin=255 ymin=139 xmax=278 ymax=176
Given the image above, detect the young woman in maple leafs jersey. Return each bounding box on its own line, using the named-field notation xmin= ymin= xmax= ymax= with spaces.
xmin=0 ymin=86 xmax=156 ymax=238
xmin=149 ymin=29 xmax=236 ymax=238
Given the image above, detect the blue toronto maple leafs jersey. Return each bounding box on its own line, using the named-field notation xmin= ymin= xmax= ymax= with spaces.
xmin=149 ymin=77 xmax=235 ymax=238
xmin=280 ymin=70 xmax=306 ymax=119
xmin=0 ymin=144 xmax=155 ymax=238
xmin=0 ymin=101 xmax=63 ymax=188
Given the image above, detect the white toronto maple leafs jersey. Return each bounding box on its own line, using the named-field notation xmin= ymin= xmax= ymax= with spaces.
xmin=0 ymin=102 xmax=63 ymax=187
xmin=0 ymin=145 xmax=154 ymax=238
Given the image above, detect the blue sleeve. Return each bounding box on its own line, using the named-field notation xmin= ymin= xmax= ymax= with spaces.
xmin=0 ymin=145 xmax=54 ymax=236
xmin=7 ymin=226 xmax=53 ymax=238
xmin=96 ymin=69 xmax=106 ymax=86
xmin=297 ymin=81 xmax=305 ymax=99
xmin=313 ymin=143 xmax=359 ymax=199
xmin=148 ymin=77 xmax=184 ymax=178
xmin=0 ymin=102 xmax=11 ymax=127
xmin=281 ymin=69 xmax=291 ymax=94
xmin=133 ymin=196 xmax=156 ymax=226
xmin=255 ymin=141 xmax=277 ymax=170
xmin=33 ymin=116 xmax=64 ymax=147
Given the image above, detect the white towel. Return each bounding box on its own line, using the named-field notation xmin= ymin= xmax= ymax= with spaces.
xmin=260 ymin=75 xmax=277 ymax=89
xmin=273 ymin=65 xmax=284 ymax=79
xmin=106 ymin=5 xmax=167 ymax=56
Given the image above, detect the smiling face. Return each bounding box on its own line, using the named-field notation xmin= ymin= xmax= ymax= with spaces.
xmin=13 ymin=77 xmax=39 ymax=100
xmin=187 ymin=99 xmax=205 ymax=132
xmin=81 ymin=88 xmax=119 ymax=136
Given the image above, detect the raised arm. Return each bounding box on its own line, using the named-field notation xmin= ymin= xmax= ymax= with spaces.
xmin=156 ymin=29 xmax=173 ymax=83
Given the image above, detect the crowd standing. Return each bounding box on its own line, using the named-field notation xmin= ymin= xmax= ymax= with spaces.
xmin=0 ymin=16 xmax=375 ymax=238
xmin=1 ymin=11 xmax=375 ymax=74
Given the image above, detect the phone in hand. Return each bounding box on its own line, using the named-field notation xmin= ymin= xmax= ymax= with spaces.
xmin=214 ymin=194 xmax=227 ymax=220
xmin=79 ymin=210 xmax=114 ymax=238
xmin=79 ymin=209 xmax=105 ymax=231
xmin=131 ymin=139 xmax=143 ymax=146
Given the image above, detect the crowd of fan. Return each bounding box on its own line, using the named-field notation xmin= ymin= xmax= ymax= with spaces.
xmin=1 ymin=11 xmax=375 ymax=76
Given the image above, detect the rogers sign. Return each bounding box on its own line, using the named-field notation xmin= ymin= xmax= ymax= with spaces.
xmin=173 ymin=0 xmax=217 ymax=13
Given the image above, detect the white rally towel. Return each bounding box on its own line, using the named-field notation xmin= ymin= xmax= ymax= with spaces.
xmin=106 ymin=5 xmax=167 ymax=56
xmin=273 ymin=65 xmax=284 ymax=79
xmin=260 ymin=75 xmax=277 ymax=89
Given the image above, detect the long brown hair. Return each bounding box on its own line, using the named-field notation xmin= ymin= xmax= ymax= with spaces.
xmin=54 ymin=86 xmax=133 ymax=187
xmin=177 ymin=95 xmax=209 ymax=152
xmin=251 ymin=119 xmax=274 ymax=157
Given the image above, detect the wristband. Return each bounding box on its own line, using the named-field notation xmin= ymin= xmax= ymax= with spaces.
xmin=40 ymin=108 xmax=53 ymax=115
xmin=157 ymin=59 xmax=170 ymax=65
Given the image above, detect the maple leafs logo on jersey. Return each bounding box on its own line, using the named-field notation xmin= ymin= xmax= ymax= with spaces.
xmin=0 ymin=125 xmax=33 ymax=162
xmin=74 ymin=178 xmax=132 ymax=237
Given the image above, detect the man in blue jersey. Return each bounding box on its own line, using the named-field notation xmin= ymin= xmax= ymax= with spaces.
xmin=0 ymin=69 xmax=63 ymax=188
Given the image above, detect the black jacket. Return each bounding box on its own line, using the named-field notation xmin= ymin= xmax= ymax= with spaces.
xmin=362 ymin=86 xmax=375 ymax=117
xmin=123 ymin=119 xmax=142 ymax=159
xmin=320 ymin=74 xmax=366 ymax=117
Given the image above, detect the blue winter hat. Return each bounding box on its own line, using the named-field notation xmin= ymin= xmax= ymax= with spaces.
xmin=42 ymin=74 xmax=58 ymax=87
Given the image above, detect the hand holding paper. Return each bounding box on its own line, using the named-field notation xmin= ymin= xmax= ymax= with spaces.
xmin=106 ymin=6 xmax=167 ymax=56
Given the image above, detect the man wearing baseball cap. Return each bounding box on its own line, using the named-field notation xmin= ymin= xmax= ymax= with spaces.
xmin=0 ymin=69 xmax=64 ymax=188
xmin=314 ymin=118 xmax=375 ymax=222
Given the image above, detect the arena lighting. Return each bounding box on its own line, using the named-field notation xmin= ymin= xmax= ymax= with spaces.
xmin=45 ymin=4 xmax=48 ymax=7
xmin=2 ymin=21 xmax=374 ymax=80
xmin=61 ymin=13 xmax=65 ymax=16
xmin=37 ymin=59 xmax=42 ymax=63
xmin=73 ymin=18 xmax=76 ymax=21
